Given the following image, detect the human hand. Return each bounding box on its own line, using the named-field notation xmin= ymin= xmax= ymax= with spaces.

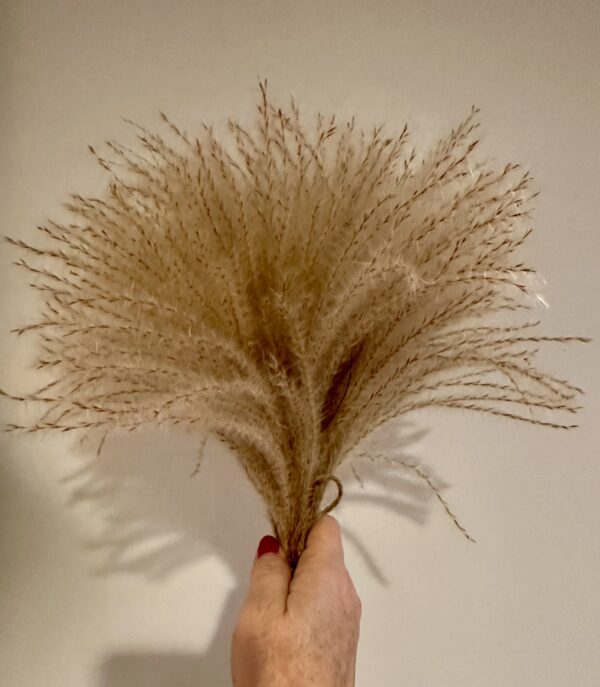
xmin=231 ymin=515 xmax=361 ymax=687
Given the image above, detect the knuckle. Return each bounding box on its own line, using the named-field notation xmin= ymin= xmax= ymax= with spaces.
xmin=252 ymin=562 xmax=272 ymax=583
xmin=253 ymin=555 xmax=287 ymax=579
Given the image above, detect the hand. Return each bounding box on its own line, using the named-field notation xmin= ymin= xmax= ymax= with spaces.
xmin=231 ymin=515 xmax=361 ymax=687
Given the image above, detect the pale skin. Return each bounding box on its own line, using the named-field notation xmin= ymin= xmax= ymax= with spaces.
xmin=231 ymin=515 xmax=362 ymax=687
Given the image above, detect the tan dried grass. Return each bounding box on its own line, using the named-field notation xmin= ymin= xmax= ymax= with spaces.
xmin=1 ymin=81 xmax=588 ymax=565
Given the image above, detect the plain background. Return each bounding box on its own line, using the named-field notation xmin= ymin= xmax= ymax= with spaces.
xmin=1 ymin=1 xmax=599 ymax=685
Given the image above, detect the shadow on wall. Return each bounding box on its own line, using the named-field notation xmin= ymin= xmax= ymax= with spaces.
xmin=99 ymin=652 xmax=215 ymax=687
xmin=62 ymin=422 xmax=436 ymax=686
xmin=66 ymin=428 xmax=265 ymax=687
xmin=64 ymin=429 xmax=265 ymax=580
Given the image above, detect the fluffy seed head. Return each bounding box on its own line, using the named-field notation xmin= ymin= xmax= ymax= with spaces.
xmin=1 ymin=81 xmax=588 ymax=564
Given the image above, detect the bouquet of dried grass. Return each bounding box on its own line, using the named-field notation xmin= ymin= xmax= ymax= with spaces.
xmin=1 ymin=81 xmax=588 ymax=565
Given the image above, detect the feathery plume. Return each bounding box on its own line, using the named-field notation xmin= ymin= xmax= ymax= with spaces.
xmin=1 ymin=81 xmax=588 ymax=565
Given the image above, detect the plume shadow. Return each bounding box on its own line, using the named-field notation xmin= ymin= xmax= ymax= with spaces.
xmin=60 ymin=420 xmax=436 ymax=686
xmin=337 ymin=419 xmax=457 ymax=583
xmin=64 ymin=420 xmax=434 ymax=582
xmin=65 ymin=428 xmax=262 ymax=687
xmin=64 ymin=428 xmax=265 ymax=580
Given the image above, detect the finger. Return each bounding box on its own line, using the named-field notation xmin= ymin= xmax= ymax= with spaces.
xmin=288 ymin=516 xmax=350 ymax=610
xmin=300 ymin=514 xmax=345 ymax=570
xmin=246 ymin=535 xmax=291 ymax=614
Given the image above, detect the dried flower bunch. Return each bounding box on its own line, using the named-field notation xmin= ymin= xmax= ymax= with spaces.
xmin=1 ymin=81 xmax=588 ymax=565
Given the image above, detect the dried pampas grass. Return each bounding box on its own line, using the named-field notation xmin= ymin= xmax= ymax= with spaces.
xmin=1 ymin=81 xmax=588 ymax=565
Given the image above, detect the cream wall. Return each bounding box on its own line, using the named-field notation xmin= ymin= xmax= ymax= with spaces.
xmin=1 ymin=2 xmax=599 ymax=686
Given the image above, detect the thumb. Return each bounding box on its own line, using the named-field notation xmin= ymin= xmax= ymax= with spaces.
xmin=246 ymin=535 xmax=291 ymax=614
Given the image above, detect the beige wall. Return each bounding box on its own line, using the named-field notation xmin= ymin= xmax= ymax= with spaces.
xmin=1 ymin=1 xmax=599 ymax=685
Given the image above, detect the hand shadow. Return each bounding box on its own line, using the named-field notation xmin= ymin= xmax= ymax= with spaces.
xmin=61 ymin=420 xmax=444 ymax=686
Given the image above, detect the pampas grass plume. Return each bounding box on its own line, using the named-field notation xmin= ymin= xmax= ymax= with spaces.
xmin=1 ymin=81 xmax=589 ymax=565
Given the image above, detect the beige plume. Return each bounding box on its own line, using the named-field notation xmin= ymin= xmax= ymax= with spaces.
xmin=1 ymin=81 xmax=588 ymax=565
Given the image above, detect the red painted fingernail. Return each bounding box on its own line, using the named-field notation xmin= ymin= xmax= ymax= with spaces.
xmin=257 ymin=535 xmax=279 ymax=558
